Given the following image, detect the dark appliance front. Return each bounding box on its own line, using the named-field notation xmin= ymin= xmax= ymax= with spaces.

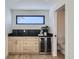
xmin=40 ymin=37 xmax=51 ymax=54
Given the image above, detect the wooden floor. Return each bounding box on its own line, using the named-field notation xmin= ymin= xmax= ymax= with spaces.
xmin=7 ymin=54 xmax=64 ymax=59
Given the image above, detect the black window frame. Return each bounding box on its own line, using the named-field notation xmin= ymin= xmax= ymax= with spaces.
xmin=16 ymin=15 xmax=45 ymax=25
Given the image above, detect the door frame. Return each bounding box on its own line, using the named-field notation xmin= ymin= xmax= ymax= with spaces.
xmin=56 ymin=5 xmax=65 ymax=54
xmin=54 ymin=3 xmax=71 ymax=59
xmin=53 ymin=5 xmax=65 ymax=56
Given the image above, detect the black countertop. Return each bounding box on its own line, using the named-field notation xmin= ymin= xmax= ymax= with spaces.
xmin=8 ymin=29 xmax=40 ymax=36
xmin=8 ymin=34 xmax=53 ymax=37
xmin=8 ymin=29 xmax=53 ymax=37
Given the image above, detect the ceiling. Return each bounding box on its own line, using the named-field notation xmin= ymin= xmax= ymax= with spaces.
xmin=6 ymin=0 xmax=64 ymax=9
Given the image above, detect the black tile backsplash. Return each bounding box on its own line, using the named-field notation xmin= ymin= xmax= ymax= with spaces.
xmin=8 ymin=29 xmax=40 ymax=36
xmin=28 ymin=30 xmax=40 ymax=36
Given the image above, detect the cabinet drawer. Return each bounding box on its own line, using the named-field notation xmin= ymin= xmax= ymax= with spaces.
xmin=25 ymin=37 xmax=38 ymax=40
xmin=24 ymin=41 xmax=38 ymax=44
xmin=23 ymin=49 xmax=31 ymax=53
xmin=23 ymin=47 xmax=39 ymax=54
xmin=23 ymin=48 xmax=38 ymax=51
xmin=24 ymin=44 xmax=39 ymax=47
xmin=24 ymin=40 xmax=38 ymax=43
xmin=23 ymin=46 xmax=38 ymax=49
xmin=24 ymin=40 xmax=38 ymax=42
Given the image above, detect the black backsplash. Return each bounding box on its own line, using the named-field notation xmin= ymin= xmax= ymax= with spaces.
xmin=8 ymin=29 xmax=40 ymax=36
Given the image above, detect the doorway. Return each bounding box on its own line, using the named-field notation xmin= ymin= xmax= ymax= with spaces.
xmin=54 ymin=5 xmax=65 ymax=58
xmin=57 ymin=6 xmax=65 ymax=55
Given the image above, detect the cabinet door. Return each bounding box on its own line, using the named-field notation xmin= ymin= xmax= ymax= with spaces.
xmin=24 ymin=37 xmax=39 ymax=54
xmin=8 ymin=37 xmax=39 ymax=54
xmin=8 ymin=37 xmax=16 ymax=54
xmin=15 ymin=37 xmax=24 ymax=54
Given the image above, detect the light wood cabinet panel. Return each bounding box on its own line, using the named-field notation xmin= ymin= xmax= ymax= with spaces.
xmin=23 ymin=37 xmax=39 ymax=54
xmin=15 ymin=37 xmax=24 ymax=53
xmin=8 ymin=37 xmax=16 ymax=54
xmin=24 ymin=37 xmax=38 ymax=41
xmin=8 ymin=37 xmax=39 ymax=54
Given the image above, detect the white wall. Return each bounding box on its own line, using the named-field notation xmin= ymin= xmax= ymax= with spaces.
xmin=5 ymin=8 xmax=12 ymax=58
xmin=49 ymin=0 xmax=65 ymax=32
xmin=65 ymin=0 xmax=74 ymax=59
xmin=5 ymin=0 xmax=12 ymax=57
xmin=11 ymin=10 xmax=49 ymax=29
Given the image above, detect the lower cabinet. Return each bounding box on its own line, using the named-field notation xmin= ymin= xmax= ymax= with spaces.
xmin=15 ymin=37 xmax=24 ymax=54
xmin=8 ymin=37 xmax=39 ymax=54
xmin=8 ymin=38 xmax=16 ymax=54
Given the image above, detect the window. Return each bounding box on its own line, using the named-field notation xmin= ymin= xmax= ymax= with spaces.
xmin=16 ymin=15 xmax=45 ymax=25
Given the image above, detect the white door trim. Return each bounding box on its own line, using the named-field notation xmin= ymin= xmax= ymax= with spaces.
xmin=53 ymin=5 xmax=65 ymax=56
xmin=53 ymin=4 xmax=71 ymax=59
xmin=52 ymin=11 xmax=57 ymax=56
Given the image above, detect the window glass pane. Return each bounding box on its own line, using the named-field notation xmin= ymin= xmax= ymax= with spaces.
xmin=16 ymin=15 xmax=45 ymax=25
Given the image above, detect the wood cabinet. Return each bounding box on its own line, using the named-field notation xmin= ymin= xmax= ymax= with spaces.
xmin=23 ymin=37 xmax=39 ymax=54
xmin=8 ymin=37 xmax=39 ymax=54
xmin=8 ymin=37 xmax=16 ymax=54
xmin=15 ymin=37 xmax=24 ymax=54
